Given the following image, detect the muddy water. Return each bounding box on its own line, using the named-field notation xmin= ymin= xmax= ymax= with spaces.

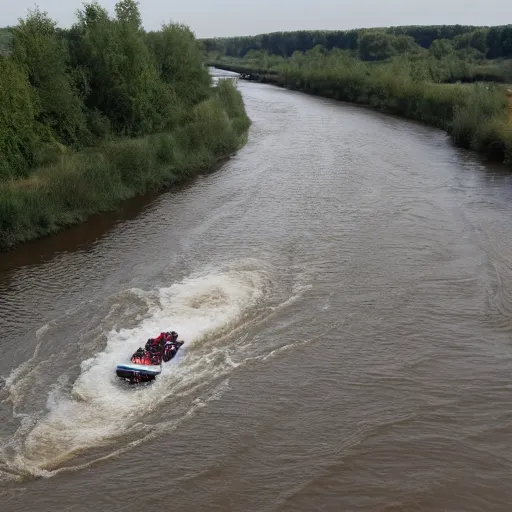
xmin=1 ymin=72 xmax=512 ymax=511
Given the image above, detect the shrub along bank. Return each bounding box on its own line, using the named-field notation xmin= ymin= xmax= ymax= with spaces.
xmin=0 ymin=2 xmax=251 ymax=250
xmin=0 ymin=81 xmax=250 ymax=250
xmin=210 ymin=50 xmax=512 ymax=167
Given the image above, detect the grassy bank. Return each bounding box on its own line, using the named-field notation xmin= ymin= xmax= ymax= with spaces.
xmin=207 ymin=25 xmax=512 ymax=166
xmin=0 ymin=2 xmax=251 ymax=251
xmin=211 ymin=57 xmax=512 ymax=167
xmin=0 ymin=80 xmax=250 ymax=251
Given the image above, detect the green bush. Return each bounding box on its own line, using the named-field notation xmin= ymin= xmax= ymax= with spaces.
xmin=12 ymin=8 xmax=90 ymax=147
xmin=449 ymin=84 xmax=508 ymax=150
xmin=213 ymin=51 xmax=510 ymax=168
xmin=0 ymin=0 xmax=251 ymax=249
xmin=0 ymin=82 xmax=250 ymax=250
xmin=0 ymin=57 xmax=40 ymax=179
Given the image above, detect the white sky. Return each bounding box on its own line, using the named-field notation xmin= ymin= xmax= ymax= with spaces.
xmin=2 ymin=0 xmax=510 ymax=38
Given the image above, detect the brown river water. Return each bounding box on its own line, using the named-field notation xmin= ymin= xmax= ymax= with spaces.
xmin=1 ymin=70 xmax=512 ymax=511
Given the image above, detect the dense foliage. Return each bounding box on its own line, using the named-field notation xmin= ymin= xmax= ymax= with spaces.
xmin=0 ymin=57 xmax=40 ymax=179
xmin=0 ymin=1 xmax=250 ymax=249
xmin=203 ymin=25 xmax=512 ymax=61
xmin=210 ymin=48 xmax=512 ymax=167
xmin=0 ymin=79 xmax=250 ymax=250
xmin=0 ymin=0 xmax=219 ymax=180
xmin=211 ymin=43 xmax=512 ymax=85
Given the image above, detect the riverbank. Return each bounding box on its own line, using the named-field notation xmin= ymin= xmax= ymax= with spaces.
xmin=0 ymin=81 xmax=250 ymax=251
xmin=211 ymin=62 xmax=512 ymax=168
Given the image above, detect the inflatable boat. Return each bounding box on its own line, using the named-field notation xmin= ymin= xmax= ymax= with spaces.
xmin=116 ymin=340 xmax=184 ymax=384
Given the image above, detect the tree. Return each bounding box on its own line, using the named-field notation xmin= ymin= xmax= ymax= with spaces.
xmin=12 ymin=7 xmax=89 ymax=146
xmin=358 ymin=32 xmax=396 ymax=61
xmin=69 ymin=1 xmax=173 ymax=136
xmin=429 ymin=39 xmax=455 ymax=59
xmin=114 ymin=0 xmax=141 ymax=27
xmin=0 ymin=56 xmax=40 ymax=178
xmin=146 ymin=22 xmax=210 ymax=105
xmin=454 ymin=29 xmax=488 ymax=53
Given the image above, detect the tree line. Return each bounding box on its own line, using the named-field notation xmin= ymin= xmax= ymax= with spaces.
xmin=0 ymin=0 xmax=212 ymax=180
xmin=202 ymin=25 xmax=512 ymax=61
xmin=211 ymin=49 xmax=512 ymax=171
xmin=0 ymin=1 xmax=251 ymax=249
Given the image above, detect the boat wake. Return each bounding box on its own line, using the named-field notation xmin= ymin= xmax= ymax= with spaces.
xmin=0 ymin=260 xmax=288 ymax=480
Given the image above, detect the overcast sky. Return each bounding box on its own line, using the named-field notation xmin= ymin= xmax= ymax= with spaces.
xmin=2 ymin=0 xmax=511 ymax=38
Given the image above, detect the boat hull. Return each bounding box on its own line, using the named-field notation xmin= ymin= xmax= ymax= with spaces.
xmin=115 ymin=363 xmax=161 ymax=382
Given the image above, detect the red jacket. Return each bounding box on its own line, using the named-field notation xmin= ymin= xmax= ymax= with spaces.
xmin=153 ymin=332 xmax=168 ymax=344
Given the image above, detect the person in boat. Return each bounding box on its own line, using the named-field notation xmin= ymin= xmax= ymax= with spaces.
xmin=163 ymin=335 xmax=184 ymax=362
xmin=131 ymin=347 xmax=149 ymax=365
xmin=145 ymin=331 xmax=177 ymax=350
xmin=146 ymin=331 xmax=182 ymax=357
xmin=132 ymin=331 xmax=183 ymax=365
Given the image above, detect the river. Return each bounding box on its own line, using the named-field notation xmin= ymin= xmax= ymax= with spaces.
xmin=1 ymin=70 xmax=512 ymax=511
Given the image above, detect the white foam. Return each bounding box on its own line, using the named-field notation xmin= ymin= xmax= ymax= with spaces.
xmin=16 ymin=266 xmax=266 ymax=470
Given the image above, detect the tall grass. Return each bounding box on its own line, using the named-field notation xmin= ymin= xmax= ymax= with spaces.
xmin=0 ymin=81 xmax=250 ymax=250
